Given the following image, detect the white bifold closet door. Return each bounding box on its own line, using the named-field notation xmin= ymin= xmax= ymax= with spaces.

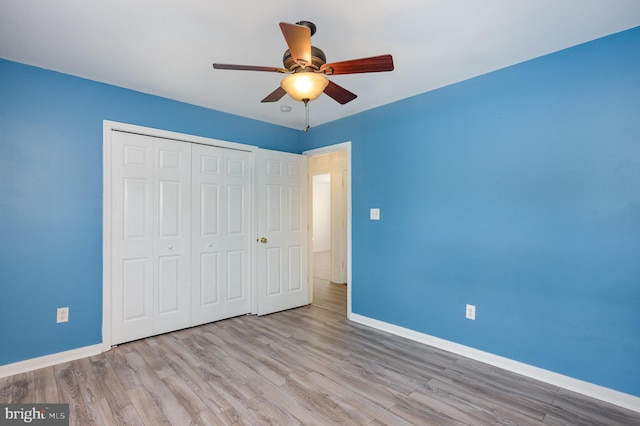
xmin=111 ymin=131 xmax=251 ymax=345
xmin=190 ymin=143 xmax=251 ymax=326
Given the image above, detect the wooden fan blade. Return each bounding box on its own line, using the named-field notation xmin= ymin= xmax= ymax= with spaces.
xmin=320 ymin=54 xmax=394 ymax=75
xmin=213 ymin=63 xmax=287 ymax=73
xmin=323 ymin=80 xmax=357 ymax=105
xmin=261 ymin=87 xmax=287 ymax=103
xmin=279 ymin=22 xmax=311 ymax=66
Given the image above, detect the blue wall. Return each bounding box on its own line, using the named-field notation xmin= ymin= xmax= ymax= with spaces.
xmin=0 ymin=59 xmax=300 ymax=366
xmin=303 ymin=27 xmax=640 ymax=397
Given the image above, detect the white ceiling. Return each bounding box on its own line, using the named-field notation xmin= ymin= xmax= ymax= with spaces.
xmin=1 ymin=1 xmax=639 ymax=130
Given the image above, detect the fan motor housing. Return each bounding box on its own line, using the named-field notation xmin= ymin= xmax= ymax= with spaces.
xmin=283 ymin=46 xmax=326 ymax=72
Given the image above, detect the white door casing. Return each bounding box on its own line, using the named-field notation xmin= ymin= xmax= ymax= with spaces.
xmin=308 ymin=150 xmax=349 ymax=284
xmin=256 ymin=149 xmax=309 ymax=315
xmin=303 ymin=142 xmax=352 ymax=317
xmin=332 ymin=165 xmax=348 ymax=283
xmin=191 ymin=144 xmax=251 ymax=326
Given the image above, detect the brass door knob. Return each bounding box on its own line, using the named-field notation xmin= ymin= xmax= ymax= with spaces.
xmin=258 ymin=237 xmax=268 ymax=243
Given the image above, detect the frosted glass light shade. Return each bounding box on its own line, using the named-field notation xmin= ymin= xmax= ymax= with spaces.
xmin=280 ymin=72 xmax=329 ymax=102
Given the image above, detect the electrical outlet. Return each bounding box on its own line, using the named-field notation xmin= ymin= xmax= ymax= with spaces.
xmin=57 ymin=307 xmax=69 ymax=323
xmin=465 ymin=304 xmax=476 ymax=320
xmin=370 ymin=208 xmax=380 ymax=220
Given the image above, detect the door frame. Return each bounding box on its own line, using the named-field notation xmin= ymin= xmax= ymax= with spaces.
xmin=303 ymin=142 xmax=352 ymax=318
xmin=102 ymin=120 xmax=257 ymax=351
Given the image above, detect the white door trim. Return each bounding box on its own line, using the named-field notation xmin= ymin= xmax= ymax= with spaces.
xmin=102 ymin=120 xmax=257 ymax=351
xmin=303 ymin=142 xmax=352 ymax=319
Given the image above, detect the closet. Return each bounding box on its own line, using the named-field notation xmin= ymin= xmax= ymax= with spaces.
xmin=110 ymin=131 xmax=251 ymax=345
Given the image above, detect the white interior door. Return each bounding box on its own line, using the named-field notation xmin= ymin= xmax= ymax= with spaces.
xmin=191 ymin=144 xmax=251 ymax=325
xmin=256 ymin=149 xmax=308 ymax=315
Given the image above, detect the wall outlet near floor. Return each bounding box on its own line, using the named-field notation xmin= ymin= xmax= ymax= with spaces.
xmin=465 ymin=304 xmax=476 ymax=320
xmin=57 ymin=307 xmax=69 ymax=323
xmin=370 ymin=208 xmax=380 ymax=220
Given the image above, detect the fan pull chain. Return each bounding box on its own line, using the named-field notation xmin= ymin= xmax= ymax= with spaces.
xmin=303 ymin=99 xmax=310 ymax=132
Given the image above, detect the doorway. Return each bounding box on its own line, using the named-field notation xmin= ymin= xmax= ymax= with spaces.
xmin=305 ymin=143 xmax=351 ymax=316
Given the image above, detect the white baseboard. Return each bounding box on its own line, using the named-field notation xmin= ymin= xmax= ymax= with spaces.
xmin=0 ymin=344 xmax=103 ymax=379
xmin=350 ymin=313 xmax=640 ymax=413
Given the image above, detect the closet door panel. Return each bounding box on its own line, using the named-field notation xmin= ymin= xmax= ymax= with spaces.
xmin=220 ymin=150 xmax=252 ymax=317
xmin=111 ymin=132 xmax=154 ymax=344
xmin=191 ymin=145 xmax=251 ymax=325
xmin=153 ymin=138 xmax=191 ymax=334
xmin=191 ymin=145 xmax=224 ymax=325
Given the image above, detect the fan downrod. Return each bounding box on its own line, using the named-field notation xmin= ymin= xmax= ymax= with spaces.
xmin=295 ymin=21 xmax=316 ymax=36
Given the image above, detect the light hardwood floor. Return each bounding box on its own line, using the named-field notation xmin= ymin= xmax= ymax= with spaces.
xmin=312 ymin=279 xmax=347 ymax=315
xmin=1 ymin=306 xmax=639 ymax=425
xmin=312 ymin=251 xmax=332 ymax=282
xmin=312 ymin=250 xmax=347 ymax=316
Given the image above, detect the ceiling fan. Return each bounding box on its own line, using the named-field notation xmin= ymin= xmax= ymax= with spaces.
xmin=213 ymin=21 xmax=394 ymax=130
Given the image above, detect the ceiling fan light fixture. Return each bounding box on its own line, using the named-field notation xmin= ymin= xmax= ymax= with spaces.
xmin=280 ymin=72 xmax=328 ymax=102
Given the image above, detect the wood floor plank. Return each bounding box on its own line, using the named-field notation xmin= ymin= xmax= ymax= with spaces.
xmin=130 ymin=338 xmax=175 ymax=379
xmin=194 ymin=409 xmax=233 ymax=426
xmin=243 ymin=392 xmax=304 ymax=426
xmin=245 ymin=371 xmax=327 ymax=425
xmin=213 ymin=323 xmax=291 ymax=386
xmin=249 ymin=322 xmax=336 ymax=376
xmin=425 ymin=377 xmax=547 ymax=425
xmin=452 ymin=357 xmax=559 ymax=403
xmin=10 ymin=372 xmax=34 ymax=403
xmin=389 ymin=390 xmax=468 ymax=425
xmin=73 ymin=357 xmax=103 ymax=405
xmin=161 ymin=373 xmax=209 ymax=415
xmin=158 ymin=332 xmax=205 ymax=368
xmin=338 ymin=395 xmax=415 ymax=426
xmin=2 ymin=305 xmax=639 ymax=425
xmin=53 ymin=362 xmax=91 ymax=425
xmin=85 ymin=396 xmax=120 ymax=426
xmin=88 ymin=353 xmax=142 ymax=425
xmin=439 ymin=366 xmax=551 ymax=421
xmin=105 ymin=346 xmax=142 ymax=391
xmin=407 ymin=388 xmax=500 ymax=426
xmin=151 ymin=339 xmax=231 ymax=414
xmin=192 ymin=361 xmax=267 ymax=424
xmin=312 ymin=278 xmax=347 ymax=315
xmin=0 ymin=375 xmax=13 ymax=403
xmin=282 ymin=371 xmax=363 ymax=426
xmin=188 ymin=335 xmax=262 ymax=402
xmin=547 ymin=388 xmax=640 ymax=426
xmin=33 ymin=366 xmax=59 ymax=403
xmin=124 ymin=351 xmax=195 ymax=425
xmin=127 ymin=385 xmax=172 ymax=425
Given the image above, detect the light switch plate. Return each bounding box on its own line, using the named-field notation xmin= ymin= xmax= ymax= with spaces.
xmin=370 ymin=208 xmax=380 ymax=220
